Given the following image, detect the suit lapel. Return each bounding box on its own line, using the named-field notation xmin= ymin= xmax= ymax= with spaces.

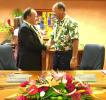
xmin=24 ymin=22 xmax=43 ymax=44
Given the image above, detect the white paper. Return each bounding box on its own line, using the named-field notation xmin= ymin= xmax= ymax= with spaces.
xmin=101 ymin=70 xmax=106 ymax=74
xmin=7 ymin=74 xmax=31 ymax=83
xmin=75 ymin=74 xmax=96 ymax=82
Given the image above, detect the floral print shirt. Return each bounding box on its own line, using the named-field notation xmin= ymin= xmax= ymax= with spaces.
xmin=51 ymin=15 xmax=79 ymax=51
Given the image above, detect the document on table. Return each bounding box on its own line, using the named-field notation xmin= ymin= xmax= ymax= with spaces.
xmin=75 ymin=74 xmax=96 ymax=82
xmin=7 ymin=74 xmax=32 ymax=83
xmin=101 ymin=70 xmax=106 ymax=74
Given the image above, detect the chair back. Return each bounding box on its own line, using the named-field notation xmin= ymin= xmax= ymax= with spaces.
xmin=0 ymin=44 xmax=17 ymax=70
xmin=80 ymin=44 xmax=105 ymax=70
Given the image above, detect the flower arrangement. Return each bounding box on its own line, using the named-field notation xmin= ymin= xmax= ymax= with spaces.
xmin=12 ymin=8 xmax=23 ymax=17
xmin=0 ymin=18 xmax=13 ymax=32
xmin=6 ymin=19 xmax=14 ymax=37
xmin=0 ymin=8 xmax=23 ymax=33
xmin=0 ymin=18 xmax=14 ymax=42
xmin=17 ymin=71 xmax=94 ymax=100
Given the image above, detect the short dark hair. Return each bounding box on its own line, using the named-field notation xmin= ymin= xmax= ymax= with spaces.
xmin=53 ymin=2 xmax=66 ymax=11
xmin=23 ymin=7 xmax=32 ymax=20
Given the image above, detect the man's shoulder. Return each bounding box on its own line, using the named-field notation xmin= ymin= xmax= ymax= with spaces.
xmin=19 ymin=22 xmax=30 ymax=31
xmin=20 ymin=22 xmax=28 ymax=28
xmin=18 ymin=23 xmax=30 ymax=34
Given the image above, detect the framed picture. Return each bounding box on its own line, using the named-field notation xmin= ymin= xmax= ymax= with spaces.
xmin=35 ymin=9 xmax=55 ymax=39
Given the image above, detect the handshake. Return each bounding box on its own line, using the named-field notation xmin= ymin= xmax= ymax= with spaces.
xmin=45 ymin=39 xmax=54 ymax=50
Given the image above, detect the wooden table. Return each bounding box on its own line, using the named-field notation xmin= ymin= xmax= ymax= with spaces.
xmin=0 ymin=70 xmax=106 ymax=100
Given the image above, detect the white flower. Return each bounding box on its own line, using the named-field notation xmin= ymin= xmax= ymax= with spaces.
xmin=40 ymin=91 xmax=45 ymax=97
xmin=62 ymin=77 xmax=67 ymax=84
xmin=53 ymin=72 xmax=65 ymax=80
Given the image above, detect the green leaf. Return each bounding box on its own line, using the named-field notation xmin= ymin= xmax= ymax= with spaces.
xmin=61 ymin=89 xmax=68 ymax=94
xmin=44 ymin=87 xmax=56 ymax=98
xmin=35 ymin=93 xmax=40 ymax=99
xmin=59 ymin=83 xmax=65 ymax=89
xmin=81 ymin=95 xmax=93 ymax=100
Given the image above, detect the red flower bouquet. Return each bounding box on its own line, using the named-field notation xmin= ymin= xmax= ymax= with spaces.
xmin=17 ymin=71 xmax=94 ymax=100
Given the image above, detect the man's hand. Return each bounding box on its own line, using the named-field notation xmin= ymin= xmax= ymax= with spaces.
xmin=45 ymin=39 xmax=54 ymax=50
xmin=42 ymin=50 xmax=46 ymax=58
xmin=70 ymin=57 xmax=78 ymax=69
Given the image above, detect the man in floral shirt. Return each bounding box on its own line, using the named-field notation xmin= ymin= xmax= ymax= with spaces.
xmin=47 ymin=2 xmax=79 ymax=70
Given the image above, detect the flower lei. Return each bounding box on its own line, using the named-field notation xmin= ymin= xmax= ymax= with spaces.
xmin=17 ymin=71 xmax=94 ymax=100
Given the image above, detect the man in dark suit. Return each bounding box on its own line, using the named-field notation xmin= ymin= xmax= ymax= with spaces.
xmin=17 ymin=8 xmax=46 ymax=70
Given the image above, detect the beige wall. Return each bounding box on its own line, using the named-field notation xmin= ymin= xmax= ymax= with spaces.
xmin=0 ymin=0 xmax=106 ymax=68
xmin=0 ymin=0 xmax=106 ymax=44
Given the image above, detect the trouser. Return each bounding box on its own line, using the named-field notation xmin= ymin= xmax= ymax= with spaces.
xmin=53 ymin=50 xmax=72 ymax=70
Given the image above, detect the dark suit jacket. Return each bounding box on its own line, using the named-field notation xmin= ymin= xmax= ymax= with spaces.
xmin=17 ymin=22 xmax=46 ymax=70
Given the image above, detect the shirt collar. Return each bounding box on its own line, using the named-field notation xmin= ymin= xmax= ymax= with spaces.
xmin=23 ymin=20 xmax=33 ymax=27
xmin=57 ymin=14 xmax=68 ymax=24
